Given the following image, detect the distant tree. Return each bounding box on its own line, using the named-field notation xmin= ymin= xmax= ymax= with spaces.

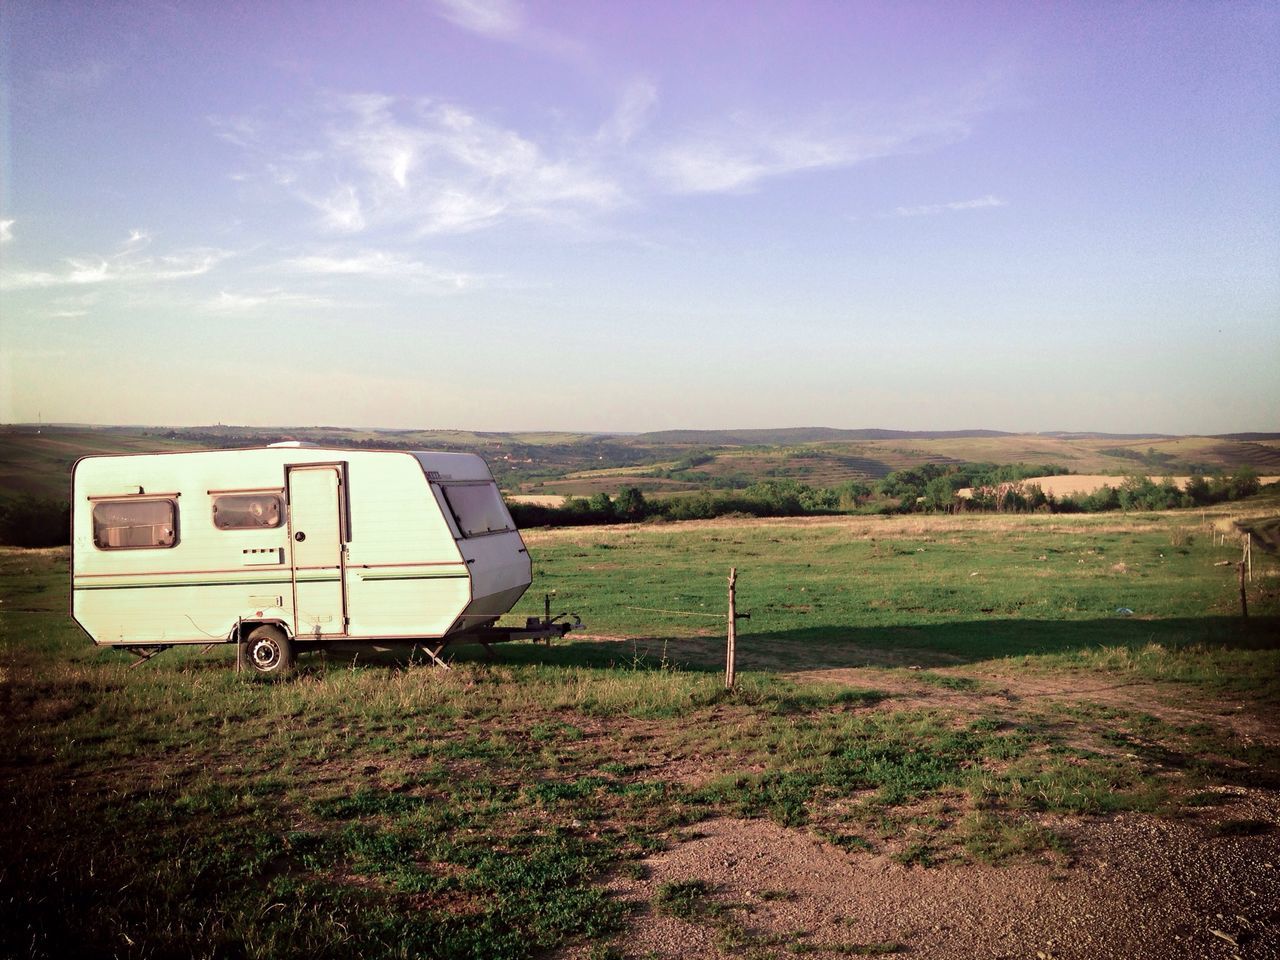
xmin=1230 ymin=466 xmax=1261 ymax=499
xmin=878 ymin=469 xmax=925 ymax=499
xmin=1183 ymin=474 xmax=1211 ymax=507
xmin=615 ymin=486 xmax=648 ymax=520
xmin=799 ymin=486 xmax=839 ymax=512
xmin=1082 ymin=485 xmax=1120 ymax=512
xmin=923 ymin=476 xmax=959 ymax=512
xmin=834 ymin=481 xmax=872 ymax=511
xmin=1024 ymin=483 xmax=1048 ymax=512
xmin=0 ymin=496 xmax=71 ymax=547
xmin=1154 ymin=477 xmax=1183 ymax=510
xmin=587 ymin=492 xmax=616 ymax=521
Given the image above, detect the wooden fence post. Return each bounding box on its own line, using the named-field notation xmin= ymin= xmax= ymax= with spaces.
xmin=725 ymin=567 xmax=737 ymax=691
xmin=1238 ymin=562 xmax=1249 ymax=620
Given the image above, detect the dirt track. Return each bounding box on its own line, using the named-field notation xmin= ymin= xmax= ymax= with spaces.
xmin=554 ymin=641 xmax=1280 ymax=959
xmin=584 ymin=799 xmax=1278 ymax=960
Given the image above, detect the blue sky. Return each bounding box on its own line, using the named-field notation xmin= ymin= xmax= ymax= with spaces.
xmin=1 ymin=0 xmax=1276 ymax=433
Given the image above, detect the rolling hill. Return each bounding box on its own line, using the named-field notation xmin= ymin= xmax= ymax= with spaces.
xmin=2 ymin=424 xmax=1277 ymax=502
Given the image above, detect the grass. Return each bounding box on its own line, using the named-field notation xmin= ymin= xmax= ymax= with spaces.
xmin=2 ymin=506 xmax=1278 ymax=958
xmin=509 ymin=510 xmax=1280 ymax=657
xmin=654 ymin=879 xmax=718 ymax=920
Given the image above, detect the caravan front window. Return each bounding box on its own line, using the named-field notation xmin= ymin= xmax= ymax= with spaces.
xmin=440 ymin=483 xmax=515 ymax=538
xmin=92 ymin=499 xmax=178 ymax=549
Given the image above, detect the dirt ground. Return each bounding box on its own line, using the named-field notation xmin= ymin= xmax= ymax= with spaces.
xmin=580 ymin=799 xmax=1279 ymax=960
xmin=557 ymin=639 xmax=1280 ymax=959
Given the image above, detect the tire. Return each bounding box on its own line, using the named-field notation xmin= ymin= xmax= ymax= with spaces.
xmin=242 ymin=624 xmax=295 ymax=678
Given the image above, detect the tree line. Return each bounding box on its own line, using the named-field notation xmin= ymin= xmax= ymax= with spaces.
xmin=508 ymin=463 xmax=1267 ymax=528
xmin=0 ymin=464 xmax=1267 ymax=545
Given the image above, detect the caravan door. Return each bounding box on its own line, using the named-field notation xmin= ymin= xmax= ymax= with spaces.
xmin=287 ymin=464 xmax=348 ymax=637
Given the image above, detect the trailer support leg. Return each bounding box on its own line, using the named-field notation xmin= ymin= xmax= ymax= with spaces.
xmin=421 ymin=642 xmax=451 ymax=670
xmin=126 ymin=646 xmax=171 ymax=669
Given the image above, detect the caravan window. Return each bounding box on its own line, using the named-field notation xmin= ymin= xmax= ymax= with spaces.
xmin=440 ymin=483 xmax=515 ymax=538
xmin=92 ymin=499 xmax=178 ymax=549
xmin=212 ymin=493 xmax=284 ymax=530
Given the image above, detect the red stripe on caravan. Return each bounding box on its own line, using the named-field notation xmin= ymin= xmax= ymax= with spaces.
xmin=75 ymin=565 xmax=285 ymax=578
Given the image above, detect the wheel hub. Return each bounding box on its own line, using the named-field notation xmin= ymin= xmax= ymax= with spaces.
xmin=251 ymin=640 xmax=279 ymax=668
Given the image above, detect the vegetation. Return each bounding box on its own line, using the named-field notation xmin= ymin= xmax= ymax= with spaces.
xmin=2 ymin=503 xmax=1277 ymax=957
xmin=509 ymin=464 xmax=1270 ymax=528
xmin=0 ymin=494 xmax=69 ymax=547
xmin=2 ymin=426 xmax=1276 ymax=543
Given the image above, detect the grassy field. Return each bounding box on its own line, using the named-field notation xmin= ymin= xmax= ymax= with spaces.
xmin=2 ymin=505 xmax=1278 ymax=958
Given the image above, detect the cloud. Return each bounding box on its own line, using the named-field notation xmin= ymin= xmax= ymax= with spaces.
xmin=206 ymin=289 xmax=337 ymax=312
xmin=0 ymin=220 xmax=13 ymax=243
xmin=211 ymin=115 xmax=262 ymax=149
xmin=282 ymin=250 xmax=478 ymax=290
xmin=229 ymin=93 xmax=623 ymax=236
xmin=890 ymin=194 xmax=1008 ymax=217
xmin=0 ymin=233 xmax=231 ymax=291
xmin=305 ymin=183 xmax=366 ymax=232
xmin=431 ymin=0 xmax=583 ymax=61
xmin=221 ymin=78 xmax=1002 ymax=238
xmin=596 ymin=79 xmax=658 ymax=147
xmin=652 ymin=108 xmax=973 ymax=195
xmin=434 ymin=0 xmax=523 ymax=39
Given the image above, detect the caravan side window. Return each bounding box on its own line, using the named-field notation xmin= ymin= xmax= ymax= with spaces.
xmin=440 ymin=483 xmax=515 ymax=538
xmin=212 ymin=493 xmax=284 ymax=530
xmin=92 ymin=499 xmax=178 ymax=549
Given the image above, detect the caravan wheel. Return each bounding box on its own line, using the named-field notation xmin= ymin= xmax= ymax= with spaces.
xmin=243 ymin=625 xmax=295 ymax=678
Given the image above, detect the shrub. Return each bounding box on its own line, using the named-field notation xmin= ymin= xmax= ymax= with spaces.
xmin=0 ymin=495 xmax=70 ymax=547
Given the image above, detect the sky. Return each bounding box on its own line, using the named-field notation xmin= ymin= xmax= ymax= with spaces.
xmin=1 ymin=0 xmax=1277 ymax=434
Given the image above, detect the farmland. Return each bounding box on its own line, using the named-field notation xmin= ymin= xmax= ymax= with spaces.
xmin=5 ymin=425 xmax=1280 ymax=502
xmin=2 ymin=494 xmax=1278 ymax=958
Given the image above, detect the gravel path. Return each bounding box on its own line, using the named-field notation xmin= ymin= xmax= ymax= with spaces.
xmin=569 ymin=787 xmax=1279 ymax=960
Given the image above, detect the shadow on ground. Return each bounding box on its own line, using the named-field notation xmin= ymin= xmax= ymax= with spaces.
xmin=317 ymin=615 xmax=1280 ymax=677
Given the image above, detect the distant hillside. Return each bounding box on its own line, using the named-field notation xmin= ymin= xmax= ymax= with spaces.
xmin=3 ymin=424 xmax=1277 ymax=503
xmin=1037 ymin=431 xmax=1179 ymax=440
xmin=633 ymin=427 xmax=1016 ymax=445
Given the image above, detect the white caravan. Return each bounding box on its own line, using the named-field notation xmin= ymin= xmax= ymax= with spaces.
xmin=71 ymin=444 xmax=574 ymax=675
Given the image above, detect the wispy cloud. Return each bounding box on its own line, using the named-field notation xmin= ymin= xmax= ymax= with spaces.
xmin=889 ymin=194 xmax=1008 ymax=217
xmin=221 ymin=77 xmax=1002 ymax=239
xmin=282 ymin=250 xmax=479 ymax=290
xmin=431 ymin=0 xmax=583 ymax=61
xmin=225 ymin=93 xmax=623 ymax=236
xmin=434 ymin=0 xmax=523 ymax=40
xmin=595 ymin=79 xmax=658 ymax=147
xmin=653 ymin=107 xmax=974 ymax=195
xmin=206 ymin=289 xmax=337 ymax=312
xmin=0 ymin=220 xmax=13 ymax=244
xmin=0 ymin=232 xmax=231 ymax=291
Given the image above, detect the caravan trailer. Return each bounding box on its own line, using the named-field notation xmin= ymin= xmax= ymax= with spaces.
xmin=70 ymin=443 xmax=576 ymax=675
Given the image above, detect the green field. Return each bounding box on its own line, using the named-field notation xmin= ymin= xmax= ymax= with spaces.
xmin=2 ymin=499 xmax=1278 ymax=958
